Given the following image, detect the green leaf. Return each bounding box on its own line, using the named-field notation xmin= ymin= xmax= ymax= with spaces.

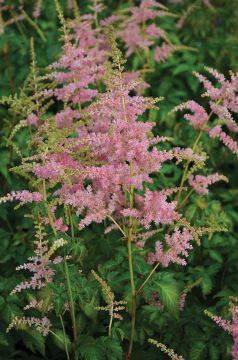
xmin=201 ymin=275 xmax=213 ymax=296
xmin=79 ymin=336 xmax=105 ymax=360
xmin=133 ymin=255 xmax=151 ymax=275
xmin=151 ymin=273 xmax=179 ymax=318
xmin=98 ymin=337 xmax=123 ymax=360
xmin=209 ymin=344 xmax=220 ymax=360
xmin=209 ymin=250 xmax=223 ymax=263
xmin=51 ymin=329 xmax=71 ymax=352
xmin=190 ymin=342 xmax=206 ymax=360
xmin=20 ymin=330 xmax=45 ymax=356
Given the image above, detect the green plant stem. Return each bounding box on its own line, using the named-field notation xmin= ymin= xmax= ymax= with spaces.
xmin=59 ymin=314 xmax=71 ymax=360
xmin=108 ymin=306 xmax=113 ymax=337
xmin=9 ymin=10 xmax=28 ymax=44
xmin=127 ymin=162 xmax=136 ymax=358
xmin=107 ymin=214 xmax=126 ymax=237
xmin=177 ymin=189 xmax=194 ymax=211
xmin=136 ymin=262 xmax=160 ymax=297
xmin=64 ymin=258 xmax=77 ymax=343
xmin=23 ymin=10 xmax=47 ymax=42
xmin=127 ymin=237 xmax=136 ymax=358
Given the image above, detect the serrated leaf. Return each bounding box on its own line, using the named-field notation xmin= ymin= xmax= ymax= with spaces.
xmin=190 ymin=342 xmax=206 ymax=360
xmin=51 ymin=329 xmax=71 ymax=352
xmin=20 ymin=330 xmax=45 ymax=356
xmin=151 ymin=273 xmax=179 ymax=318
xmin=133 ymin=255 xmax=151 ymax=275
xmin=98 ymin=337 xmax=123 ymax=360
xmin=79 ymin=336 xmax=105 ymax=360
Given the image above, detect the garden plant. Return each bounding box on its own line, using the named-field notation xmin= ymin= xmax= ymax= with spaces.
xmin=0 ymin=0 xmax=238 ymax=359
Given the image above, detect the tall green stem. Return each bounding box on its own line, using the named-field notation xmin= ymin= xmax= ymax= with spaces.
xmin=108 ymin=306 xmax=114 ymax=337
xmin=59 ymin=314 xmax=71 ymax=360
xmin=127 ymin=238 xmax=136 ymax=358
xmin=136 ymin=262 xmax=160 ymax=297
xmin=64 ymin=258 xmax=77 ymax=343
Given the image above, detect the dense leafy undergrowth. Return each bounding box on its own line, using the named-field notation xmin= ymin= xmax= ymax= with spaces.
xmin=0 ymin=1 xmax=238 ymax=359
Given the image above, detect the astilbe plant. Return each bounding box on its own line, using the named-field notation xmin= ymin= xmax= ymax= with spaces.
xmin=0 ymin=1 xmax=237 ymax=359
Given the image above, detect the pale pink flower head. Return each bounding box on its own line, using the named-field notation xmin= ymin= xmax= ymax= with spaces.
xmin=154 ymin=44 xmax=175 ymax=63
xmin=173 ymin=100 xmax=208 ymax=129
xmin=147 ymin=228 xmax=193 ymax=267
xmin=188 ymin=173 xmax=228 ymax=195
xmin=26 ymin=113 xmax=39 ymax=126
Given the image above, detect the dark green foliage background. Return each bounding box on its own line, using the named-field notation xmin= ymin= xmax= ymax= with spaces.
xmin=0 ymin=0 xmax=237 ymax=359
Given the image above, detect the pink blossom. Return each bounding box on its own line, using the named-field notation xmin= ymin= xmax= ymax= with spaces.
xmin=147 ymin=229 xmax=193 ymax=266
xmin=188 ymin=173 xmax=228 ymax=195
xmin=206 ymin=304 xmax=238 ymax=360
xmin=138 ymin=189 xmax=180 ymax=229
xmin=118 ymin=24 xmax=152 ymax=56
xmin=26 ymin=113 xmax=39 ymax=126
xmin=100 ymin=15 xmax=121 ymax=27
xmin=175 ymin=68 xmax=238 ymax=157
xmin=11 ymin=238 xmax=66 ymax=294
xmin=146 ymin=24 xmax=166 ymax=39
xmin=209 ymin=126 xmax=238 ymax=156
xmin=7 ymin=316 xmax=51 ymax=336
xmin=32 ymin=0 xmax=42 ymax=18
xmin=179 ymin=292 xmax=187 ymax=311
xmin=55 ymin=108 xmax=80 ymax=128
xmin=51 ymin=42 xmax=101 ymax=104
xmin=173 ymin=100 xmax=208 ymax=129
xmin=136 ymin=240 xmax=146 ymax=249
xmin=0 ymin=190 xmax=43 ymax=204
xmin=154 ymin=44 xmax=175 ymax=63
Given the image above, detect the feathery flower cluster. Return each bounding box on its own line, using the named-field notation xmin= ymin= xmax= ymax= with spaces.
xmin=7 ymin=316 xmax=51 ymax=336
xmin=147 ymin=228 xmax=193 ymax=266
xmin=69 ymin=0 xmax=181 ymax=71
xmin=173 ymin=100 xmax=208 ymax=129
xmin=148 ymin=338 xmax=184 ymax=360
xmin=118 ymin=0 xmax=180 ymax=64
xmin=154 ymin=43 xmax=175 ymax=63
xmin=91 ymin=270 xmax=126 ymax=323
xmin=52 ymin=72 xmax=185 ymax=231
xmin=205 ymin=299 xmax=238 ymax=360
xmin=11 ymin=237 xmax=66 ymax=294
xmin=118 ymin=0 xmax=166 ymax=55
xmin=0 ymin=190 xmax=43 ymax=205
xmin=174 ymin=68 xmax=238 ymax=156
xmin=188 ymin=173 xmax=228 ymax=195
xmin=50 ymin=41 xmax=100 ymax=104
